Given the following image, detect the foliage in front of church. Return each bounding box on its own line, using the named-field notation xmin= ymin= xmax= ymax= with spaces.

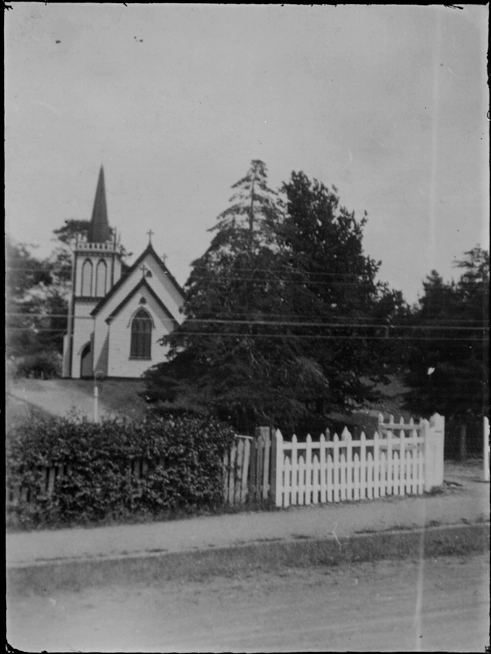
xmin=144 ymin=162 xmax=408 ymax=434
xmin=6 ymin=412 xmax=235 ymax=529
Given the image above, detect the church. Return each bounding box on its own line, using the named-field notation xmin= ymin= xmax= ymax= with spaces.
xmin=62 ymin=167 xmax=185 ymax=379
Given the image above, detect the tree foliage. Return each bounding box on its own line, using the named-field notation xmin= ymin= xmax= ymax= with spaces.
xmin=6 ymin=237 xmax=67 ymax=360
xmin=145 ymin=163 xmax=407 ymax=433
xmin=6 ymin=226 xmax=88 ymax=361
xmin=145 ymin=161 xmax=313 ymax=433
xmin=6 ymin=220 xmax=89 ymax=364
xmin=279 ymin=172 xmax=408 ymax=412
xmin=6 ymin=219 xmax=130 ymax=371
xmin=211 ymin=159 xmax=283 ymax=251
xmin=403 ymin=246 xmax=489 ymax=418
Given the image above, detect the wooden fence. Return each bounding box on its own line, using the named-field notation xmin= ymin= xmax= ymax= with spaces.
xmin=271 ymin=414 xmax=445 ymax=508
xmin=8 ymin=456 xmax=162 ymax=506
xmin=8 ymin=415 xmax=446 ymax=509
xmin=223 ymin=427 xmax=272 ymax=505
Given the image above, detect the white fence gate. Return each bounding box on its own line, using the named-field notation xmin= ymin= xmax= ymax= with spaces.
xmin=272 ymin=414 xmax=445 ymax=508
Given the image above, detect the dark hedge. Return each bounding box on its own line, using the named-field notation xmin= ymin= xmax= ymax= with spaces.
xmin=6 ymin=412 xmax=236 ymax=529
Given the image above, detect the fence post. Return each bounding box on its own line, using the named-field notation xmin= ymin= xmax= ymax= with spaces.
xmin=424 ymin=414 xmax=445 ymax=491
xmin=249 ymin=436 xmax=257 ymax=503
xmin=423 ymin=419 xmax=433 ymax=492
xmin=459 ymin=423 xmax=467 ymax=462
xmin=271 ymin=430 xmax=283 ymax=508
xmin=484 ymin=417 xmax=490 ymax=482
xmin=255 ymin=426 xmax=269 ymax=501
xmin=430 ymin=413 xmax=445 ymax=487
xmin=270 ymin=428 xmax=277 ymax=505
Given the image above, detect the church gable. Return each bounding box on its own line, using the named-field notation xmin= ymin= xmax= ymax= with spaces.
xmin=102 ymin=282 xmax=178 ymax=378
xmin=105 ymin=278 xmax=178 ymax=328
xmin=91 ymin=244 xmax=184 ymax=325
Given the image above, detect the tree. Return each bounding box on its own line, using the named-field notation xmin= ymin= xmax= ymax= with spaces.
xmin=6 ymin=238 xmax=53 ymax=358
xmin=403 ymin=246 xmax=489 ymax=419
xmin=7 ymin=220 xmax=91 ymax=360
xmin=144 ymin=161 xmax=329 ymax=433
xmin=53 ymin=219 xmax=90 ymax=245
xmin=7 ymin=219 xmax=131 ymax=377
xmin=145 ymin=164 xmax=406 ymax=433
xmin=277 ymin=171 xmax=408 ymax=414
xmin=211 ymin=159 xmax=283 ymax=251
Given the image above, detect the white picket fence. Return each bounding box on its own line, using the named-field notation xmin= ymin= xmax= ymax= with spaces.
xmin=272 ymin=414 xmax=445 ymax=508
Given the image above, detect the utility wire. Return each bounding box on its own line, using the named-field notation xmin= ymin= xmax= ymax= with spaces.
xmin=6 ymin=326 xmax=488 ymax=342
xmin=7 ymin=267 xmax=489 ymax=289
xmin=5 ymin=313 xmax=489 ymax=330
xmin=4 ymin=265 xmax=368 ymax=279
xmin=5 ymin=311 xmax=487 ymax=324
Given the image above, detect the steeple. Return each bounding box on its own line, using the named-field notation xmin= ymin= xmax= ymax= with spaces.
xmin=88 ymin=166 xmax=111 ymax=243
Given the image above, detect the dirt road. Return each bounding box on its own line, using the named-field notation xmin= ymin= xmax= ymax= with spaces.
xmin=8 ymin=553 xmax=489 ymax=653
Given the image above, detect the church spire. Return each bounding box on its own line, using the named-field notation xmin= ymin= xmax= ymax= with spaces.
xmin=88 ymin=166 xmax=111 ymax=243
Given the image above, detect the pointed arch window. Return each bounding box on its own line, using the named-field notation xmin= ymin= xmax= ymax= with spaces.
xmin=95 ymin=259 xmax=107 ymax=297
xmin=130 ymin=308 xmax=152 ymax=359
xmin=81 ymin=259 xmax=93 ymax=296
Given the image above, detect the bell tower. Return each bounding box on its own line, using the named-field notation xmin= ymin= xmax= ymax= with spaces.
xmin=63 ymin=166 xmax=123 ymax=378
xmin=73 ymin=167 xmax=123 ymax=300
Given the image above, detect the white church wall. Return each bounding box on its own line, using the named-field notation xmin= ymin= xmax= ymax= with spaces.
xmin=112 ymin=255 xmax=122 ymax=286
xmin=106 ymin=290 xmax=175 ymax=378
xmin=92 ymin=325 xmax=110 ymax=377
xmin=62 ymin=334 xmax=71 ymax=378
xmin=70 ymin=302 xmax=96 ymax=379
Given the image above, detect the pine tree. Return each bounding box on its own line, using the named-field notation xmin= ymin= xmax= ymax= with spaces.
xmin=211 ymin=159 xmax=283 ymax=252
xmin=144 ymin=162 xmax=328 ymax=433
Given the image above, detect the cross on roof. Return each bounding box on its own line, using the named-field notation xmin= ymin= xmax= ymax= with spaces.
xmin=140 ymin=264 xmax=148 ymax=277
xmin=146 ymin=229 xmax=154 ymax=244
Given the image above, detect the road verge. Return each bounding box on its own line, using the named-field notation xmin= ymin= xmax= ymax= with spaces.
xmin=8 ymin=522 xmax=489 ymax=596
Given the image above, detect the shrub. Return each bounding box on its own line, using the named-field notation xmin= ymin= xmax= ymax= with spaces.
xmin=6 ymin=412 xmax=236 ymax=529
xmin=10 ymin=351 xmax=62 ymax=379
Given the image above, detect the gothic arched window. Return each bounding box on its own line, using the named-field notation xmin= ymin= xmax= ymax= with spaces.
xmin=95 ymin=259 xmax=107 ymax=297
xmin=130 ymin=308 xmax=152 ymax=359
xmin=81 ymin=259 xmax=93 ymax=296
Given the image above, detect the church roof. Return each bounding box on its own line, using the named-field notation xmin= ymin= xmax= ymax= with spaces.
xmin=90 ymin=242 xmax=184 ymax=317
xmin=88 ymin=166 xmax=112 ymax=243
xmin=104 ymin=277 xmax=178 ymax=326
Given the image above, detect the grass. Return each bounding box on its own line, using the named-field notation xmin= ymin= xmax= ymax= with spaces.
xmin=58 ymin=378 xmax=149 ymax=419
xmin=7 ymin=377 xmax=150 ymax=421
xmin=8 ymin=522 xmax=490 ymax=597
xmin=5 ymin=394 xmax=53 ymax=422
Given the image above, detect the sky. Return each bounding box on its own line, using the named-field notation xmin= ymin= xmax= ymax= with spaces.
xmin=5 ymin=3 xmax=489 ymax=304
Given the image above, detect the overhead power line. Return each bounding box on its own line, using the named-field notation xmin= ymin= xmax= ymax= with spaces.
xmin=6 ymin=326 xmax=488 ymax=342
xmin=5 ymin=265 xmax=366 ymax=279
xmin=5 ymin=312 xmax=489 ymax=331
xmin=5 ymin=310 xmax=488 ymax=325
